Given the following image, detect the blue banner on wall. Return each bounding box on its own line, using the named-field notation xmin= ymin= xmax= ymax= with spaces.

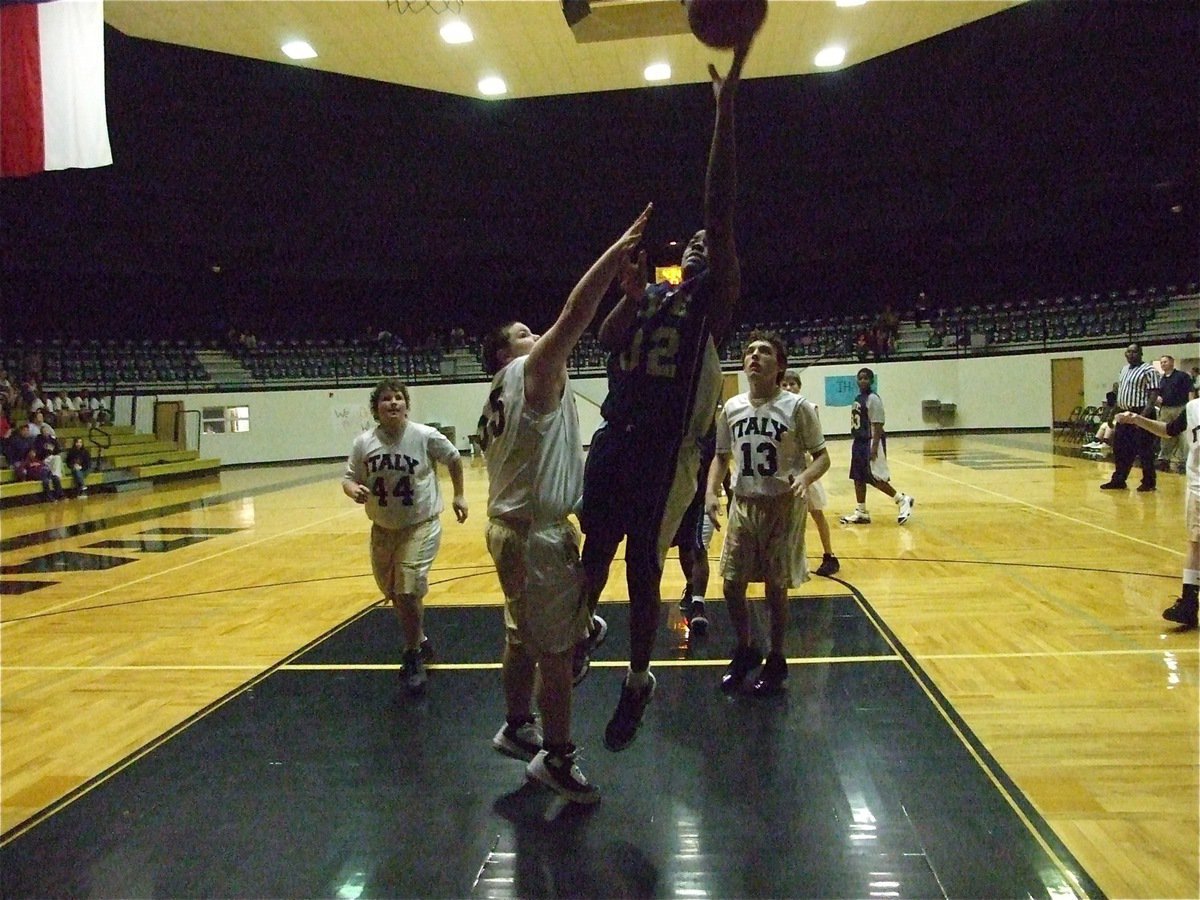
xmin=825 ymin=375 xmax=863 ymax=407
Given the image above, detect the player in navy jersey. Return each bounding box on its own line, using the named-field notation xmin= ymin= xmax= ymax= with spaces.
xmin=578 ymin=36 xmax=754 ymax=752
xmin=838 ymin=368 xmax=915 ymax=526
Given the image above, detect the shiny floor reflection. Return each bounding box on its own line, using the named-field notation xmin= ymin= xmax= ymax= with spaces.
xmin=0 ymin=597 xmax=1101 ymax=899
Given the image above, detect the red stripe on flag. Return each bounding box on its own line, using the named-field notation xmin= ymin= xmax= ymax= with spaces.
xmin=0 ymin=2 xmax=46 ymax=178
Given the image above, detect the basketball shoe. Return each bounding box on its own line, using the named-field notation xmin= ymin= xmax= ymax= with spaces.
xmin=572 ymin=614 xmax=608 ymax=686
xmin=814 ymin=553 xmax=840 ymax=577
xmin=401 ymin=647 xmax=426 ymax=694
xmin=751 ymin=652 xmax=788 ymax=695
xmin=1162 ymin=597 xmax=1199 ymax=629
xmin=839 ymin=508 xmax=871 ymax=525
xmin=721 ymin=644 xmax=763 ymax=693
xmin=604 ymin=672 xmax=656 ymax=751
xmin=527 ymin=744 xmax=599 ymax=804
xmin=493 ymin=717 xmax=542 ymax=762
xmin=896 ymin=494 xmax=915 ymax=524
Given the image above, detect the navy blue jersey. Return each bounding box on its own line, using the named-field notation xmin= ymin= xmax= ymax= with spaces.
xmin=850 ymin=390 xmax=873 ymax=440
xmin=600 ymin=272 xmax=720 ymax=444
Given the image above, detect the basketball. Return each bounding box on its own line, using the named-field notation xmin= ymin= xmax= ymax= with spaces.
xmin=685 ymin=0 xmax=767 ymax=50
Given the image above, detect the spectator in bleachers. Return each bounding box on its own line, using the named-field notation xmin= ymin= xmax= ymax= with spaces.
xmin=14 ymin=446 xmax=64 ymax=501
xmin=66 ymin=437 xmax=93 ymax=495
xmin=0 ymin=370 xmax=16 ymax=408
xmin=19 ymin=372 xmax=40 ymax=408
xmin=27 ymin=390 xmax=47 ymax=422
xmin=0 ymin=401 xmax=13 ymax=466
xmin=35 ymin=423 xmax=64 ymax=482
xmin=59 ymin=391 xmax=82 ymax=427
xmin=20 ymin=410 xmax=51 ymax=441
xmin=873 ymin=303 xmax=900 ymax=359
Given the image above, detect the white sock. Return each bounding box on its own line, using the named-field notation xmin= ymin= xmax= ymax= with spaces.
xmin=626 ymin=668 xmax=651 ymax=691
xmin=1184 ymin=569 xmax=1200 ymax=587
xmin=691 ymin=594 xmax=705 ymax=604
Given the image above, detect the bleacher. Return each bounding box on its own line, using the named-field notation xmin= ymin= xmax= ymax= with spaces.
xmin=3 ymin=281 xmax=1195 ymax=395
xmin=0 ymin=422 xmax=221 ymax=505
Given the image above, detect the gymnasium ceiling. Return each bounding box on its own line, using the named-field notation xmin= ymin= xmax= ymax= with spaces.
xmin=102 ymin=0 xmax=1022 ymax=100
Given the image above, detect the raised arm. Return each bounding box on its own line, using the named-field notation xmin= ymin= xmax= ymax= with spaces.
xmin=597 ymin=248 xmax=648 ymax=352
xmin=701 ymin=40 xmax=752 ymax=344
xmin=525 ymin=204 xmax=652 ymax=410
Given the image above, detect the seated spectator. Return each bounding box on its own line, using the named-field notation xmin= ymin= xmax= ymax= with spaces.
xmin=21 ymin=410 xmax=52 ymax=441
xmin=35 ymin=424 xmax=64 ymax=480
xmin=0 ymin=370 xmax=15 ymax=407
xmin=77 ymin=389 xmax=105 ymax=424
xmin=66 ymin=437 xmax=94 ymax=495
xmin=15 ymin=446 xmax=64 ymax=501
xmin=58 ymin=391 xmax=82 ymax=427
xmin=19 ymin=372 xmax=40 ymax=408
xmin=0 ymin=401 xmax=12 ymax=466
xmin=27 ymin=391 xmax=47 ymax=421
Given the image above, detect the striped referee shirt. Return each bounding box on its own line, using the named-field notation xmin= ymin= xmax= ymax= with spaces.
xmin=1116 ymin=362 xmax=1160 ymax=410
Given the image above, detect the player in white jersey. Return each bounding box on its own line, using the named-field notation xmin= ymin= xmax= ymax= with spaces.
xmin=1116 ymin=398 xmax=1200 ymax=628
xmin=343 ymin=379 xmax=467 ymax=694
xmin=706 ymin=332 xmax=830 ymax=694
xmin=479 ymin=205 xmax=651 ymax=804
xmin=781 ymin=369 xmax=839 ymax=576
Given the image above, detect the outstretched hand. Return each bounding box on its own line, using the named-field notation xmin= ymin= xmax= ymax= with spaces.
xmin=615 ymin=203 xmax=652 ymax=298
xmin=617 ymin=202 xmax=652 ymax=252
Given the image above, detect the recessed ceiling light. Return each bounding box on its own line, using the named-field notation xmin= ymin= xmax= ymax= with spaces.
xmin=814 ymin=46 xmax=846 ymax=67
xmin=281 ymin=40 xmax=317 ymax=60
xmin=478 ymin=76 xmax=507 ymax=96
xmin=644 ymin=63 xmax=671 ymax=81
xmin=836 ymin=0 xmax=867 ymax=7
xmin=440 ymin=20 xmax=473 ymax=44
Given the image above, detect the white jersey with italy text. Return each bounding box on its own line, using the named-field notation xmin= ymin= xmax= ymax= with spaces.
xmin=483 ymin=355 xmax=584 ymax=525
xmin=345 ymin=421 xmax=460 ymax=530
xmin=717 ymin=389 xmax=826 ymax=498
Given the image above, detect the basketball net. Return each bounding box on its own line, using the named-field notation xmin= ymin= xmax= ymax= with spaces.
xmin=384 ymin=0 xmax=463 ymax=13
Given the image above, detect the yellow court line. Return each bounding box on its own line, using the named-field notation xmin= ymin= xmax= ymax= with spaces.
xmin=281 ymin=656 xmax=900 ymax=671
xmin=0 ymin=507 xmax=365 ymax=624
xmin=2 ymin=665 xmax=270 ymax=672
xmin=919 ymin=647 xmax=1200 ymax=661
xmin=890 ymin=452 xmax=1185 ymax=556
xmin=5 ymin=647 xmax=1193 ymax=675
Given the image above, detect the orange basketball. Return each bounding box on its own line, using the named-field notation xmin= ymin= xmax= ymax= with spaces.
xmin=685 ymin=0 xmax=767 ymax=50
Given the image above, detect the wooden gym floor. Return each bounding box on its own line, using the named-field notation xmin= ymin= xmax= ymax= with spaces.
xmin=0 ymin=432 xmax=1196 ymax=898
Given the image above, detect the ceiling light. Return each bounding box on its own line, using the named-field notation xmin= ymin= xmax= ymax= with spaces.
xmin=836 ymin=0 xmax=867 ymax=7
xmin=644 ymin=63 xmax=671 ymax=82
xmin=814 ymin=46 xmax=846 ymax=67
xmin=478 ymin=76 xmax=507 ymax=97
xmin=440 ymin=20 xmax=473 ymax=44
xmin=281 ymin=40 xmax=317 ymax=60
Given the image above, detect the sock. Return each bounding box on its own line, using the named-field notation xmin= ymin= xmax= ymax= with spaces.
xmin=1182 ymin=571 xmax=1199 ymax=604
xmin=857 ymin=503 xmax=867 ymax=513
xmin=626 ymin=668 xmax=651 ymax=691
xmin=691 ymin=594 xmax=706 ymax=605
xmin=894 ymin=494 xmax=904 ymax=505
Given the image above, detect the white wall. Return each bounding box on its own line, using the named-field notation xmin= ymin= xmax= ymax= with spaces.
xmin=136 ymin=341 xmax=1197 ymax=465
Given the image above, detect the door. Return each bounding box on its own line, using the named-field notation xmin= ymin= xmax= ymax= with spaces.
xmin=1050 ymin=358 xmax=1084 ymax=428
xmin=154 ymin=401 xmax=184 ymax=444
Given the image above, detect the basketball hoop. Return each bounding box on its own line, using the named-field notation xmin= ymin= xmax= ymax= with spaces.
xmin=385 ymin=0 xmax=463 ymax=14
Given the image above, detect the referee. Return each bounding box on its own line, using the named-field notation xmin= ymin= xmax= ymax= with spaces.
xmin=1101 ymin=343 xmax=1161 ymax=491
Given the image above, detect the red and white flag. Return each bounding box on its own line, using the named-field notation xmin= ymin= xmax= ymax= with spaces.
xmin=1 ymin=0 xmax=112 ymax=177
